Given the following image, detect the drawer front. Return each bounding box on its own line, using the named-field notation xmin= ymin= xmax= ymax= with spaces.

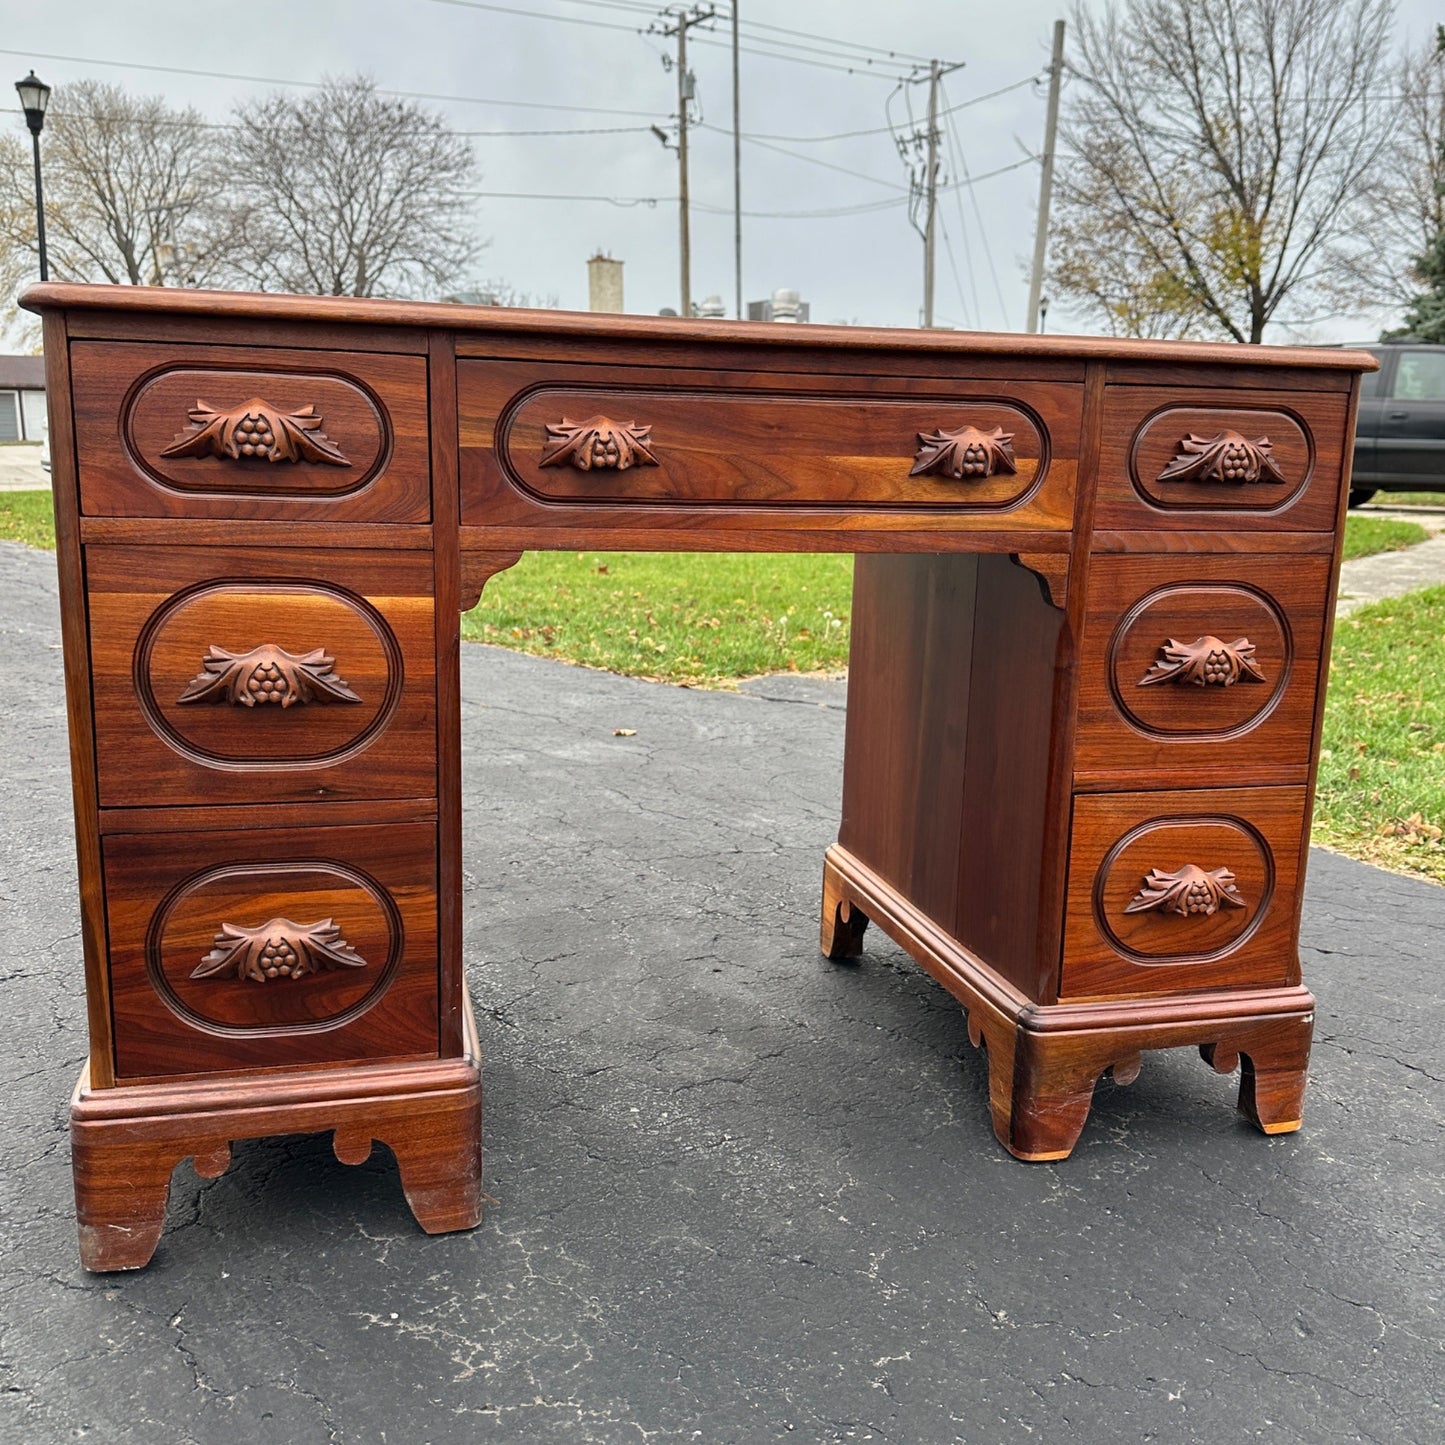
xmin=1093 ymin=387 xmax=1350 ymax=530
xmin=1062 ymin=788 xmax=1306 ymax=999
xmin=71 ymin=341 xmax=431 ymax=521
xmin=1074 ymin=554 xmax=1332 ymax=787
xmin=460 ymin=362 xmax=1080 ymax=528
xmin=104 ymin=822 xmax=438 ymax=1078
xmin=88 ymin=546 xmax=436 ymax=808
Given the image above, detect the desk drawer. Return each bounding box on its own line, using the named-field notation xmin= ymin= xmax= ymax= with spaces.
xmin=87 ymin=546 xmax=436 ymax=808
xmin=1062 ymin=787 xmax=1306 ymax=999
xmin=1073 ymin=553 xmax=1332 ymax=788
xmin=104 ymin=821 xmax=438 ymax=1079
xmin=460 ymin=362 xmax=1081 ymax=527
xmin=70 ymin=341 xmax=431 ymax=521
xmin=1093 ymin=387 xmax=1350 ymax=531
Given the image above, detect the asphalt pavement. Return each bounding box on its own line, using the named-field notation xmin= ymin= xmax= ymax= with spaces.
xmin=0 ymin=538 xmax=1441 ymax=1445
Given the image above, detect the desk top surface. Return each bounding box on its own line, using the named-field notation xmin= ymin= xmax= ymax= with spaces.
xmin=23 ymin=283 xmax=1377 ymax=375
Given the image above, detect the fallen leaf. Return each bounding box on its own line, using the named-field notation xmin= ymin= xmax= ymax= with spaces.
xmin=613 ymin=728 xmax=637 ymax=737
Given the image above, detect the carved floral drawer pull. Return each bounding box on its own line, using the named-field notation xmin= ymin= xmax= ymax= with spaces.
xmin=540 ymin=415 xmax=658 ymax=471
xmin=176 ymin=643 xmax=363 ymax=708
xmin=1157 ymin=430 xmax=1284 ymax=486
xmin=911 ymin=424 xmax=1017 ymax=481
xmin=1138 ymin=635 xmax=1266 ymax=688
xmin=191 ymin=917 xmax=368 ymax=982
xmin=161 ymin=398 xmax=351 ymax=466
xmin=1125 ymin=865 xmax=1247 ymax=918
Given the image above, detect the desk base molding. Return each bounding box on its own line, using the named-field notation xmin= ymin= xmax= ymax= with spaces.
xmin=821 ymin=845 xmax=1313 ymax=1160
xmin=70 ymin=1003 xmax=483 ymax=1272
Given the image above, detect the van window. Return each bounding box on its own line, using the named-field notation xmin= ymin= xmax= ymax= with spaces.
xmin=1390 ymin=349 xmax=1445 ymax=401
xmin=1359 ymin=367 xmax=1380 ymax=397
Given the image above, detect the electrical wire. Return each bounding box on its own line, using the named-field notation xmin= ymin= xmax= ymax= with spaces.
xmin=0 ymin=45 xmax=663 ymax=118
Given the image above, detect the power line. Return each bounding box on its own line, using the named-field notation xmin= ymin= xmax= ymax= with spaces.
xmin=0 ymin=46 xmax=662 ymax=118
xmin=0 ymin=105 xmax=655 ymax=138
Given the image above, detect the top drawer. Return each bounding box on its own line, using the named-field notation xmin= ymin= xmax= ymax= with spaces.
xmin=1093 ymin=386 xmax=1352 ymax=531
xmin=70 ymin=341 xmax=431 ymax=522
xmin=460 ymin=362 xmax=1082 ymax=530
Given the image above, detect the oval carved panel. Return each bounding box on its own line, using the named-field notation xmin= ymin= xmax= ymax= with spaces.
xmin=501 ymin=385 xmax=1050 ymax=509
xmin=146 ymin=859 xmax=403 ymax=1035
xmin=125 ymin=366 xmax=390 ymax=497
xmin=136 ymin=580 xmax=403 ymax=769
xmin=1093 ymin=815 xmax=1275 ymax=965
xmin=1129 ymin=405 xmax=1313 ymax=512
xmin=1107 ymin=582 xmax=1292 ymax=739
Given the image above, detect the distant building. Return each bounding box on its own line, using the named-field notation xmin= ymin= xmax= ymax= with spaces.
xmin=588 ymin=253 xmax=624 ymax=313
xmin=0 ymin=355 xmax=45 ymax=442
xmin=747 ymin=288 xmax=809 ymax=323
xmin=695 ymin=294 xmax=727 ymax=319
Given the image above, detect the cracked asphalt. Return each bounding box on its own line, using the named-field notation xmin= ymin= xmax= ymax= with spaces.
xmin=1 ymin=537 xmax=1441 ymax=1444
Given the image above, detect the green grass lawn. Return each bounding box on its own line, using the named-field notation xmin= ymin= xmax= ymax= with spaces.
xmin=464 ymin=550 xmax=854 ymax=685
xmin=1359 ymin=491 xmax=1445 ymax=507
xmin=0 ymin=490 xmax=55 ymax=550
xmin=1341 ymin=516 xmax=1429 ymax=560
xmin=1315 ymin=586 xmax=1445 ymax=882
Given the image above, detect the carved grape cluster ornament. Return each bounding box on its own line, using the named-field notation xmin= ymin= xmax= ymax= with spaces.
xmin=191 ymin=918 xmax=368 ymax=982
xmin=176 ymin=644 xmax=363 ymax=708
xmin=1157 ymin=430 xmax=1284 ymax=486
xmin=540 ymin=415 xmax=658 ymax=471
xmin=911 ymin=424 xmax=1018 ymax=481
xmin=1125 ymin=865 xmax=1247 ymax=918
xmin=161 ymin=398 xmax=351 ymax=466
xmin=1138 ymin=635 xmax=1266 ymax=688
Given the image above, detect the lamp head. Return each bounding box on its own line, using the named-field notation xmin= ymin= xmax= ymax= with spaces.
xmin=15 ymin=71 xmax=50 ymax=136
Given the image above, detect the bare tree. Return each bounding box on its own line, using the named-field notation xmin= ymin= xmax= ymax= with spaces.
xmin=0 ymin=81 xmax=233 ymax=289
xmin=1337 ymin=27 xmax=1445 ymax=317
xmin=223 ymin=76 xmax=480 ymax=298
xmin=1050 ymin=0 xmax=1396 ymax=342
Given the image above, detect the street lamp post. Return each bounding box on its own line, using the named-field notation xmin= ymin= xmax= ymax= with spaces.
xmin=15 ymin=70 xmax=51 ymax=282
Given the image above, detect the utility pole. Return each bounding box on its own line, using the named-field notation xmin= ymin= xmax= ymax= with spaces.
xmin=898 ymin=59 xmax=964 ymax=329
xmin=1026 ymin=20 xmax=1066 ymax=334
xmin=732 ymin=2 xmax=742 ymax=319
xmin=655 ymin=5 xmax=715 ymax=318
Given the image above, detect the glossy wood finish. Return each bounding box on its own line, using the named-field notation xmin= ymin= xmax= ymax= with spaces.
xmin=71 ymin=995 xmax=481 ymax=1271
xmin=1094 ymin=387 xmax=1349 ymax=531
xmin=71 ymin=341 xmax=431 ymax=522
xmin=459 ymin=360 xmax=1080 ymax=541
xmin=22 ymin=282 xmax=1371 ymax=1268
xmin=1062 ymin=787 xmax=1307 ymax=999
xmin=87 ymin=545 xmax=436 ymax=808
xmin=104 ymin=821 xmax=439 ymax=1078
xmin=1073 ymin=553 xmax=1332 ymax=788
xmin=823 ymin=845 xmax=1313 ymax=1159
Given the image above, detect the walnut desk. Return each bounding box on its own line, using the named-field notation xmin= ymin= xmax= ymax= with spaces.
xmin=24 ymin=283 xmax=1373 ymax=1271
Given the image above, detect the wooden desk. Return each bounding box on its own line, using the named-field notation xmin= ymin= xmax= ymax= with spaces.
xmin=24 ymin=284 xmax=1372 ymax=1271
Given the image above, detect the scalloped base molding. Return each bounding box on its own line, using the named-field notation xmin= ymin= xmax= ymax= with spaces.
xmin=820 ymin=845 xmax=1313 ymax=1161
xmin=69 ymin=1000 xmax=482 ymax=1272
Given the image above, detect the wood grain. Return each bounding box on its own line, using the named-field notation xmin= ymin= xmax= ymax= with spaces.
xmin=86 ymin=545 xmax=436 ymax=808
xmin=70 ymin=341 xmax=431 ymax=522
xmin=70 ymin=997 xmax=480 ymax=1271
xmin=1094 ymin=387 xmax=1351 ymax=531
xmin=104 ymin=821 xmax=439 ymax=1078
xmin=1062 ymin=787 xmax=1308 ymax=999
xmin=460 ymin=360 xmax=1080 ymax=535
xmin=1073 ymin=553 xmax=1332 ymax=789
xmin=21 ymin=281 xmax=1374 ymax=374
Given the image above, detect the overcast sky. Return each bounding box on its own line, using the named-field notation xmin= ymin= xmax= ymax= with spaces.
xmin=5 ymin=0 xmax=1441 ymax=340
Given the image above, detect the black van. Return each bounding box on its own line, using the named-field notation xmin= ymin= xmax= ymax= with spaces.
xmin=1349 ymin=342 xmax=1445 ymax=506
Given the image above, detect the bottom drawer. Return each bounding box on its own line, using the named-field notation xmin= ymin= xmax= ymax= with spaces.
xmin=1062 ymin=787 xmax=1307 ymax=999
xmin=104 ymin=821 xmax=438 ymax=1079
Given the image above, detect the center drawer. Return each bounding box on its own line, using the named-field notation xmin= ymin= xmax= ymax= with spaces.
xmin=459 ymin=361 xmax=1082 ymax=528
xmin=87 ymin=545 xmax=436 ymax=808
